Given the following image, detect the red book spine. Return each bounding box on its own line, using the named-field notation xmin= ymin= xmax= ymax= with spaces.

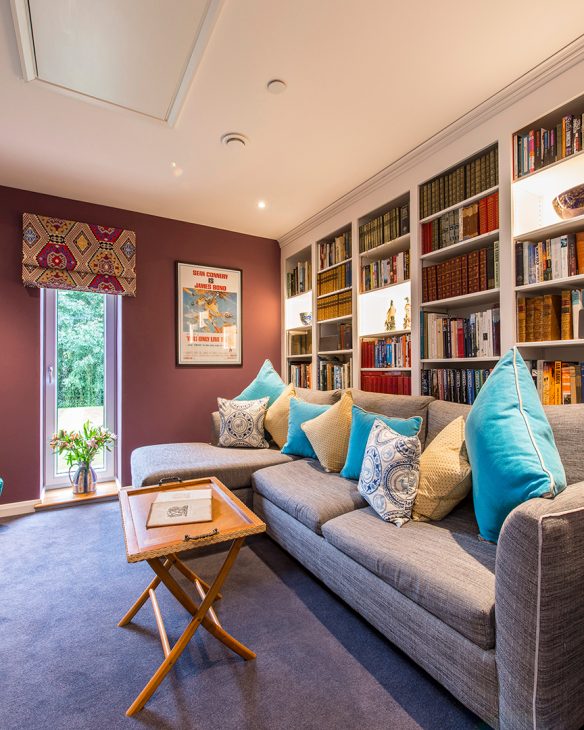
xmin=479 ymin=197 xmax=488 ymax=235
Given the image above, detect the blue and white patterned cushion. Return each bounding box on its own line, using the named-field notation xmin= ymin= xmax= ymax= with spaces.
xmin=358 ymin=418 xmax=421 ymax=527
xmin=218 ymin=397 xmax=269 ymax=449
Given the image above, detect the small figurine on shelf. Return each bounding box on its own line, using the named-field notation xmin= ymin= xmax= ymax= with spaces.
xmin=403 ymin=297 xmax=411 ymax=331
xmin=385 ymin=300 xmax=396 ymax=332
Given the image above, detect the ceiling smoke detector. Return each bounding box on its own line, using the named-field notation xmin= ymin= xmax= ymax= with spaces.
xmin=267 ymin=79 xmax=287 ymax=94
xmin=221 ymin=133 xmax=247 ymax=148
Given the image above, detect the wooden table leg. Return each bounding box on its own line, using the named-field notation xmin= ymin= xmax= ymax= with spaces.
xmin=126 ymin=538 xmax=250 ymax=717
xmin=118 ymin=557 xmax=172 ymax=627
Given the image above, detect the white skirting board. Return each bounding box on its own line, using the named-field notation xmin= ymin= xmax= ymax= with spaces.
xmin=0 ymin=499 xmax=38 ymax=518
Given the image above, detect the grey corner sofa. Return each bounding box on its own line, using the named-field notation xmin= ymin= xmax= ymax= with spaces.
xmin=130 ymin=388 xmax=584 ymax=730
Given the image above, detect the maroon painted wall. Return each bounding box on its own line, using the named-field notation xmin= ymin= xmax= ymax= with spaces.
xmin=0 ymin=185 xmax=281 ymax=503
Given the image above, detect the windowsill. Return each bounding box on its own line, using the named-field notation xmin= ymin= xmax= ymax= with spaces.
xmin=35 ymin=479 xmax=120 ymax=511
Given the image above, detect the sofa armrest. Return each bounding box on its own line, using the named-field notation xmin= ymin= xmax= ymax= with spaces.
xmin=210 ymin=411 xmax=220 ymax=446
xmin=495 ymin=481 xmax=584 ymax=730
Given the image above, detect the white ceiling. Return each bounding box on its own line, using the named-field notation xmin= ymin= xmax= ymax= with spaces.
xmin=1 ymin=0 xmax=584 ymax=240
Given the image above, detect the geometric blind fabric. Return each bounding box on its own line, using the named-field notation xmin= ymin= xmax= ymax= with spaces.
xmin=22 ymin=213 xmax=136 ymax=297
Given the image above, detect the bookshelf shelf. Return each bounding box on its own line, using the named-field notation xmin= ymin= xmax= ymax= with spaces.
xmin=419 ymin=185 xmax=499 ymax=225
xmin=287 ymin=353 xmax=312 ymax=360
xmin=318 ymin=258 xmax=351 ymax=274
xmin=286 ymin=289 xmax=312 ymax=300
xmin=359 ymin=234 xmax=410 ymax=261
xmin=317 ymin=286 xmax=352 ymax=300
xmin=317 ymin=314 xmax=353 ymax=325
xmin=516 ymin=339 xmax=584 ymax=348
xmin=421 ymin=356 xmax=499 ymax=364
xmin=286 ymin=324 xmax=311 ymax=332
xmin=318 ymin=349 xmax=352 ymax=356
xmin=360 ymin=279 xmax=410 ymax=295
xmin=420 ymin=230 xmax=500 ymax=263
xmin=515 ymin=274 xmax=584 ymax=293
xmin=360 ymin=328 xmax=411 ymax=339
xmin=361 ymin=367 xmax=412 ymax=372
xmin=513 ymin=214 xmax=584 ymax=243
xmin=420 ymin=288 xmax=500 ymax=309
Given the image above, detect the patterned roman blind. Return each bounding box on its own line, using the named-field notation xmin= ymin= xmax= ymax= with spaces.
xmin=22 ymin=213 xmax=136 ymax=296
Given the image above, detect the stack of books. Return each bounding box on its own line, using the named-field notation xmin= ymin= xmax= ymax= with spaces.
xmin=318 ymin=357 xmax=351 ymax=390
xmin=515 ymin=233 xmax=584 ymax=285
xmin=317 ymin=291 xmax=352 ymax=321
xmin=420 ymin=306 xmax=500 ymax=359
xmin=513 ymin=112 xmax=583 ymax=178
xmin=361 ymin=251 xmax=409 ymax=291
xmin=527 ymin=360 xmax=584 ymax=404
xmin=319 ymin=231 xmax=351 ymax=269
xmin=289 ymin=363 xmax=311 ymax=388
xmin=517 ymin=290 xmax=584 ymax=342
xmin=420 ymin=146 xmax=498 ymax=219
xmin=287 ymin=259 xmax=311 ymax=298
xmin=361 ymin=371 xmax=411 ymax=395
xmin=288 ymin=332 xmax=311 ymax=356
xmin=421 ymin=191 xmax=499 ymax=254
xmin=361 ymin=334 xmax=411 ymax=369
xmin=421 ymin=368 xmax=492 ymax=405
xmin=359 ymin=204 xmax=409 ymax=253
xmin=317 ymin=261 xmax=352 ymax=296
xmin=422 ymin=244 xmax=499 ymax=302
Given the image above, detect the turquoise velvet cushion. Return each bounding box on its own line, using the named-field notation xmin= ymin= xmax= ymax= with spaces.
xmin=234 ymin=359 xmax=285 ymax=407
xmin=340 ymin=405 xmax=422 ymax=481
xmin=281 ymin=398 xmax=331 ymax=459
xmin=466 ymin=347 xmax=567 ymax=543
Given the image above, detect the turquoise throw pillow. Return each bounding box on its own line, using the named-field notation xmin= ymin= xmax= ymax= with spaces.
xmin=466 ymin=347 xmax=567 ymax=543
xmin=234 ymin=359 xmax=285 ymax=407
xmin=281 ymin=398 xmax=331 ymax=459
xmin=340 ymin=405 xmax=422 ymax=481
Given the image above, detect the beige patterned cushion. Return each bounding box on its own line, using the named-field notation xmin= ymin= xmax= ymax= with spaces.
xmin=217 ymin=397 xmax=269 ymax=449
xmin=301 ymin=391 xmax=353 ymax=472
xmin=264 ymin=383 xmax=296 ymax=449
xmin=412 ymin=416 xmax=472 ymax=522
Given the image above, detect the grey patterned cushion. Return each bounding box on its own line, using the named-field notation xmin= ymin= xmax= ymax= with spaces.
xmin=358 ymin=419 xmax=421 ymax=527
xmin=218 ymin=397 xmax=269 ymax=448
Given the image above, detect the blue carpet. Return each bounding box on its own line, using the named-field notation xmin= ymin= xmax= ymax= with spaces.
xmin=0 ymin=502 xmax=485 ymax=729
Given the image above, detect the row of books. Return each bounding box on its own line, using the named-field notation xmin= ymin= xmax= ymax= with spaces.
xmin=319 ymin=322 xmax=352 ymax=353
xmin=359 ymin=204 xmax=409 ymax=253
xmin=515 ymin=233 xmax=584 ymax=286
xmin=517 ymin=290 xmax=584 ymax=342
xmin=288 ymin=332 xmax=311 ymax=356
xmin=420 ymin=307 xmax=501 ymax=360
xmin=360 ymin=371 xmax=412 ymax=395
xmin=286 ymin=259 xmax=311 ymax=298
xmin=421 ymin=191 xmax=499 ymax=254
xmin=289 ymin=363 xmax=311 ymax=389
xmin=316 ymin=291 xmax=352 ymax=321
xmin=319 ymin=231 xmax=351 ymax=271
xmin=421 ymin=368 xmax=492 ymax=405
xmin=420 ymin=146 xmax=498 ymax=219
xmin=361 ymin=334 xmax=411 ymax=369
xmin=318 ymin=357 xmax=352 ymax=390
xmin=527 ymin=360 xmax=584 ymax=405
xmin=317 ymin=261 xmax=352 ymax=296
xmin=422 ymin=244 xmax=499 ymax=302
xmin=361 ymin=251 xmax=410 ymax=292
xmin=513 ymin=112 xmax=583 ymax=179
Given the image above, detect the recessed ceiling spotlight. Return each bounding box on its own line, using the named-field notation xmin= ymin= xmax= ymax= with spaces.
xmin=221 ymin=133 xmax=248 ymax=147
xmin=257 ymin=200 xmax=267 ymax=209
xmin=267 ymin=79 xmax=287 ymax=94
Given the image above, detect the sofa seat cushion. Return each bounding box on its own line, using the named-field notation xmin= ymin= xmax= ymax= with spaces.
xmin=321 ymin=499 xmax=497 ymax=649
xmin=252 ymin=459 xmax=366 ymax=535
xmin=131 ymin=443 xmax=295 ymax=489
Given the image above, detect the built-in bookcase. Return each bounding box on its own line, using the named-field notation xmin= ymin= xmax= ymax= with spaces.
xmin=512 ymin=93 xmax=584 ymax=405
xmin=419 ymin=144 xmax=501 ymax=404
xmin=284 ymin=244 xmax=313 ymax=387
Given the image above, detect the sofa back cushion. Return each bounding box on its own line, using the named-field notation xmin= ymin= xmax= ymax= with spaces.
xmin=295 ymin=387 xmax=341 ymax=405
xmin=426 ymin=401 xmax=471 ymax=446
xmin=543 ymin=404 xmax=584 ymax=485
xmin=350 ymin=390 xmax=433 ymax=447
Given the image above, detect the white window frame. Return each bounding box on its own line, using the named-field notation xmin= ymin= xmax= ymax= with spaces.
xmin=42 ymin=289 xmax=118 ymax=489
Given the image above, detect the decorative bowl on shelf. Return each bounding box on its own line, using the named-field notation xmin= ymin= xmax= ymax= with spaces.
xmin=299 ymin=312 xmax=312 ymax=326
xmin=552 ymin=183 xmax=584 ymax=220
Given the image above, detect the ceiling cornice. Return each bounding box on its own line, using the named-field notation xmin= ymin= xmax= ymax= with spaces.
xmin=278 ymin=33 xmax=584 ymax=249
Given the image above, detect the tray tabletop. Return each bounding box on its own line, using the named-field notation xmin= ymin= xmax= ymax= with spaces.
xmin=118 ymin=477 xmax=266 ymax=562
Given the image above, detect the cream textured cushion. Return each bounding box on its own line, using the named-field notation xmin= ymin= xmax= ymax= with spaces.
xmin=217 ymin=397 xmax=269 ymax=449
xmin=264 ymin=383 xmax=296 ymax=449
xmin=301 ymin=391 xmax=353 ymax=472
xmin=412 ymin=416 xmax=472 ymax=522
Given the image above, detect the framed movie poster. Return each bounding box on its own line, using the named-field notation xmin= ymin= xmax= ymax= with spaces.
xmin=176 ymin=262 xmax=242 ymax=366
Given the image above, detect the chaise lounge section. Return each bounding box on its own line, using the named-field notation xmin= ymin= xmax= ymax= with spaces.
xmin=130 ymin=391 xmax=584 ymax=729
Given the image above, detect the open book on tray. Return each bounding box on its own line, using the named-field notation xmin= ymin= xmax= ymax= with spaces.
xmin=146 ymin=488 xmax=213 ymax=528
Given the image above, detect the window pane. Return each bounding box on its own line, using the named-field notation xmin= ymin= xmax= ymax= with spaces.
xmin=55 ymin=291 xmax=106 ymax=474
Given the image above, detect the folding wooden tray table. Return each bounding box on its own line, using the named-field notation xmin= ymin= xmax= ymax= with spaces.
xmin=118 ymin=476 xmax=265 ymax=716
